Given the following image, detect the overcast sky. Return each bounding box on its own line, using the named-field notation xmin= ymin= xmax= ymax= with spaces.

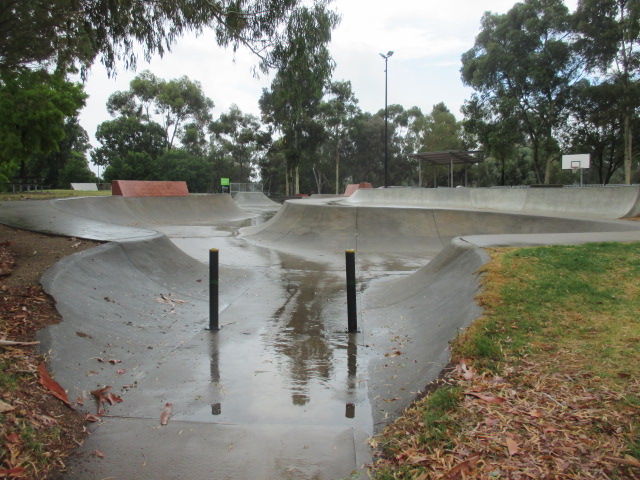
xmin=79 ymin=0 xmax=578 ymax=159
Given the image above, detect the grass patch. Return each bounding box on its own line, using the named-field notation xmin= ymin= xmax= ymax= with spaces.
xmin=368 ymin=242 xmax=640 ymax=479
xmin=0 ymin=189 xmax=111 ymax=202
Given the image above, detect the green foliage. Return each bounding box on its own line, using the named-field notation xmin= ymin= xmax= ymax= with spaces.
xmin=210 ymin=104 xmax=269 ymax=183
xmin=57 ymin=151 xmax=98 ymax=187
xmin=154 ymin=149 xmax=214 ymax=193
xmin=106 ymin=71 xmax=214 ymax=150
xmin=574 ymin=0 xmax=640 ymax=184
xmin=259 ymin=1 xmax=339 ymax=195
xmin=92 ymin=116 xmax=166 ymax=180
xmin=28 ymin=117 xmax=93 ymax=188
xmin=461 ymin=0 xmax=578 ymax=185
xmin=0 ymin=0 xmax=332 ymax=77
xmin=0 ymin=69 xmax=86 ymax=172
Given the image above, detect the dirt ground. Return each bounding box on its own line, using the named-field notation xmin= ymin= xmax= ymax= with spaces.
xmin=0 ymin=223 xmax=99 ymax=479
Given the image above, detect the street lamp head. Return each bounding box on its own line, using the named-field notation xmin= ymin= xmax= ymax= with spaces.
xmin=387 ymin=51 xmax=394 ymax=57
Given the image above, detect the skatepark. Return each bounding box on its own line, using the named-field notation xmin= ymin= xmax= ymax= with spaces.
xmin=1 ymin=186 xmax=640 ymax=479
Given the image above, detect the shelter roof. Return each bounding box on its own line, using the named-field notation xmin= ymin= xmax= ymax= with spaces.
xmin=409 ymin=150 xmax=483 ymax=165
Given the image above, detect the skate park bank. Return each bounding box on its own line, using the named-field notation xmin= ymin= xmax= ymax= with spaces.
xmin=1 ymin=186 xmax=640 ymax=479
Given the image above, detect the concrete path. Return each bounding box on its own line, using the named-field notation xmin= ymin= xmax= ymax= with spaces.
xmin=0 ymin=187 xmax=639 ymax=479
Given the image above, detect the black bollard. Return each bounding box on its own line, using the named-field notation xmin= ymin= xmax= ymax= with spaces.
xmin=346 ymin=249 xmax=357 ymax=333
xmin=209 ymin=248 xmax=219 ymax=331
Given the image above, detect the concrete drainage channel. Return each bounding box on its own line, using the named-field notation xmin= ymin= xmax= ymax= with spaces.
xmin=1 ymin=188 xmax=639 ymax=479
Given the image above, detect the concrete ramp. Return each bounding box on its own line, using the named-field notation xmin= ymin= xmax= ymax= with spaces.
xmin=240 ymin=200 xmax=640 ymax=259
xmin=345 ymin=186 xmax=640 ymax=218
xmin=233 ymin=191 xmax=281 ymax=207
xmin=52 ymin=194 xmax=249 ymax=226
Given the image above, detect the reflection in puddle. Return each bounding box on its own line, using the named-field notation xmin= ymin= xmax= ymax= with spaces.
xmin=265 ymin=253 xmax=344 ymax=407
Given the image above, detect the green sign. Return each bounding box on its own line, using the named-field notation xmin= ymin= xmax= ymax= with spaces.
xmin=220 ymin=178 xmax=230 ymax=186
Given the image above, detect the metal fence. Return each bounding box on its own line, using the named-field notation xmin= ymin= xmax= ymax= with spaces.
xmin=230 ymin=183 xmax=264 ymax=194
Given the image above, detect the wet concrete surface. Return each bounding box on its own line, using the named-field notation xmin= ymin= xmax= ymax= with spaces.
xmin=36 ymin=206 xmax=420 ymax=479
xmin=2 ymin=192 xmax=639 ymax=479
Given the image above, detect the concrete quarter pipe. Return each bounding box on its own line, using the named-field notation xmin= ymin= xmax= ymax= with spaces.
xmin=0 ymin=186 xmax=639 ymax=479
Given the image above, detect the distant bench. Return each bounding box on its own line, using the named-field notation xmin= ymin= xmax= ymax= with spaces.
xmin=4 ymin=177 xmax=45 ymax=192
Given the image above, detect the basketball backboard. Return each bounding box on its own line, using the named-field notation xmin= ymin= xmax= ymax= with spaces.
xmin=562 ymin=153 xmax=590 ymax=170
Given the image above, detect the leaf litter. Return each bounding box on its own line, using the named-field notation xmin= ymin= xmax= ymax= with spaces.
xmin=368 ymin=244 xmax=640 ymax=479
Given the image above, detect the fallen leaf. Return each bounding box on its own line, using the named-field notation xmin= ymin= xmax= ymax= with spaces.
xmin=605 ymin=455 xmax=640 ymax=467
xmin=117 ymin=368 xmax=126 ymax=375
xmin=91 ymin=386 xmax=117 ymax=413
xmin=464 ymin=391 xmax=506 ymax=404
xmin=108 ymin=359 xmax=122 ymax=365
xmin=160 ymin=403 xmax=173 ymax=425
xmin=0 ymin=399 xmax=15 ymax=413
xmin=106 ymin=392 xmax=123 ymax=405
xmin=0 ymin=467 xmax=26 ymax=476
xmin=506 ymin=436 xmax=519 ymax=456
xmin=6 ymin=432 xmax=20 ymax=443
xmin=444 ymin=454 xmax=481 ymax=477
xmin=37 ymin=362 xmax=72 ymax=408
xmin=93 ymin=449 xmax=105 ymax=458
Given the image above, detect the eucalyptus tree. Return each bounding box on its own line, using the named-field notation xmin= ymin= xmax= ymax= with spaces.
xmin=0 ymin=0 xmax=336 ymax=76
xmin=461 ymin=0 xmax=581 ymax=184
xmin=259 ymin=1 xmax=340 ymax=195
xmin=209 ymin=104 xmax=270 ymax=183
xmin=463 ymin=95 xmax=522 ymax=186
xmin=574 ymin=0 xmax=640 ymax=184
xmin=0 ymin=69 xmax=86 ymax=178
xmin=318 ymin=80 xmax=360 ymax=193
xmin=106 ymin=71 xmax=214 ymax=151
xmin=563 ymin=81 xmax=629 ymax=184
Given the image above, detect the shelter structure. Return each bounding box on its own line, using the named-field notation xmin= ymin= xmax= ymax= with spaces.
xmin=409 ymin=150 xmax=483 ymax=188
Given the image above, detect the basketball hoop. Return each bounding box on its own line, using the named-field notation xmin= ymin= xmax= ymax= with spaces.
xmin=571 ymin=160 xmax=581 ymax=173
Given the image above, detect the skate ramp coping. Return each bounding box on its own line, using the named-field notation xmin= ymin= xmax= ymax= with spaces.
xmin=233 ymin=192 xmax=281 ymax=207
xmin=70 ymin=183 xmax=98 ymax=191
xmin=112 ymin=180 xmax=189 ymax=197
xmin=344 ymin=185 xmax=640 ymax=218
xmin=344 ymin=182 xmax=373 ymax=197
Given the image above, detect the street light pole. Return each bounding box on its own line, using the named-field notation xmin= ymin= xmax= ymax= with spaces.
xmin=380 ymin=51 xmax=393 ymax=188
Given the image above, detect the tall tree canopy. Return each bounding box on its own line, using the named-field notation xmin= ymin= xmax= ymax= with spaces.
xmin=106 ymin=70 xmax=214 ymax=150
xmin=0 ymin=69 xmax=86 ymax=176
xmin=260 ymin=1 xmax=339 ymax=195
xmin=574 ymin=0 xmax=640 ymax=184
xmin=461 ymin=0 xmax=581 ymax=184
xmin=0 ymin=0 xmax=335 ymax=75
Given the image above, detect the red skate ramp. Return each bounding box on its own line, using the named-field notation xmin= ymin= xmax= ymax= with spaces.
xmin=112 ymin=180 xmax=189 ymax=197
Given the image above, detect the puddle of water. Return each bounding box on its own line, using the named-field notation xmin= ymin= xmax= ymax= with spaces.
xmin=159 ymin=214 xmax=430 ymax=433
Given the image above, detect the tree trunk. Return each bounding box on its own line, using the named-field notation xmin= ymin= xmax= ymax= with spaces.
xmin=624 ymin=113 xmax=632 ymax=185
xmin=285 ymin=158 xmax=290 ymax=196
xmin=544 ymin=154 xmax=553 ymax=185
xmin=335 ymin=143 xmax=340 ymax=194
xmin=295 ymin=166 xmax=300 ymax=195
